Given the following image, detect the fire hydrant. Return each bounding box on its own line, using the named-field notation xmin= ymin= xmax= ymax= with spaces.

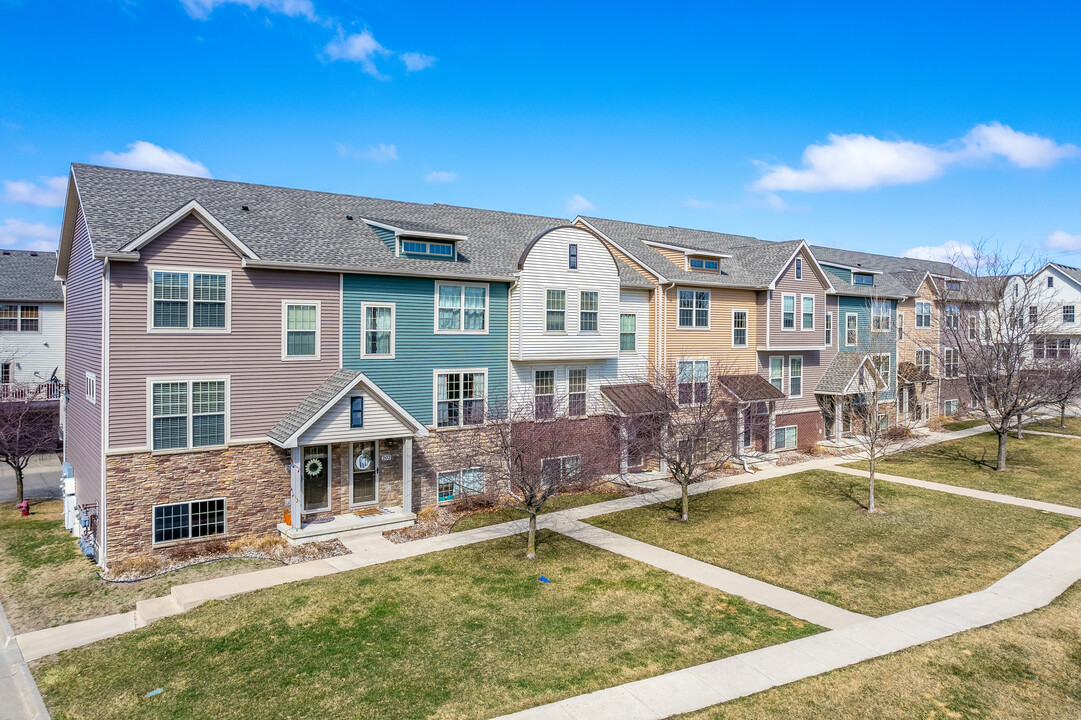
xmin=17 ymin=501 xmax=29 ymax=516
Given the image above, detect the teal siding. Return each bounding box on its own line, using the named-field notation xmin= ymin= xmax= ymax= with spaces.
xmin=836 ymin=295 xmax=897 ymax=401
xmin=342 ymin=275 xmax=509 ymax=425
xmin=822 ymin=264 xmax=852 ymax=284
xmin=369 ymin=225 xmax=396 ymax=252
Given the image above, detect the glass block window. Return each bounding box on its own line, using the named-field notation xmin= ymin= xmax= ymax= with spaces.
xmin=152 ymin=379 xmax=225 ymax=450
xmin=620 ymin=313 xmax=637 ymax=351
xmin=782 ymin=295 xmax=795 ymax=329
xmin=436 ymin=371 xmax=486 ymax=428
xmin=579 ymin=291 xmax=598 ymax=332
xmin=534 ymin=369 xmax=555 ymax=419
xmin=153 ymin=498 xmax=224 ymax=544
xmin=568 ymin=368 xmax=587 ymax=417
xmin=285 ymin=304 xmax=318 ymax=357
xmin=546 ymin=290 xmax=566 ymax=331
xmin=437 ymin=468 xmax=485 ymax=503
xmin=364 ymin=305 xmax=393 ymax=356
xmin=678 ymin=290 xmax=710 ymax=328
xmin=677 ymin=360 xmax=709 ymax=405
xmin=437 ymin=283 xmax=487 ymax=332
xmin=152 ymin=270 xmax=227 ymax=330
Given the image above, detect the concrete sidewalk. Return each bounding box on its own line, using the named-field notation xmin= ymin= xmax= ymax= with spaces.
xmin=0 ymin=454 xmax=62 ymax=503
xmin=0 ymin=600 xmax=50 ymax=720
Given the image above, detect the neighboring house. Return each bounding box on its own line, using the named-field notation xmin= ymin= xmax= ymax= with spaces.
xmin=892 ymin=271 xmax=941 ymax=423
xmin=1026 ymin=262 xmax=1081 ymax=361
xmin=0 ymin=249 xmax=64 ymax=397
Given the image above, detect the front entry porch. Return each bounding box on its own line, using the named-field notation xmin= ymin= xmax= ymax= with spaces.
xmin=277 ymin=505 xmax=416 ymax=544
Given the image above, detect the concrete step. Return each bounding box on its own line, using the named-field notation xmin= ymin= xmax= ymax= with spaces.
xmin=135 ymin=594 xmax=183 ymax=627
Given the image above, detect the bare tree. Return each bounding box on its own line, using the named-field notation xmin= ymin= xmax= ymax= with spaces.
xmin=440 ymin=389 xmax=619 ymax=559
xmin=0 ymin=380 xmax=61 ymax=505
xmin=1034 ymin=336 xmax=1081 ymax=430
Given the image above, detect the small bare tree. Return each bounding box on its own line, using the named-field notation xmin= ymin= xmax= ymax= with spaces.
xmin=441 ymin=389 xmax=619 ymax=559
xmin=0 ymin=381 xmax=61 ymax=505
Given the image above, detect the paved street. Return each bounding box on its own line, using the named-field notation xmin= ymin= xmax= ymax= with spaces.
xmin=0 ymin=454 xmax=63 ymax=503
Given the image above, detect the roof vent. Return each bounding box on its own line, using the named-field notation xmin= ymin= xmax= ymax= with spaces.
xmin=30 ymin=252 xmax=38 ymax=256
xmin=346 ymin=215 xmax=353 ymax=221
xmin=241 ymin=205 xmax=249 ymax=211
xmin=2 ymin=250 xmax=9 ymax=255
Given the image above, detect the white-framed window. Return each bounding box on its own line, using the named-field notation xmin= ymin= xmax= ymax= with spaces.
xmin=1064 ymin=305 xmax=1076 ymax=323
xmin=568 ymin=244 xmax=578 ymax=270
xmin=825 ymin=312 xmax=833 ymax=346
xmin=148 ymin=377 xmax=228 ymax=451
xmin=795 ymin=257 xmax=803 ymax=279
xmin=545 ymin=289 xmax=566 ymax=332
xmin=845 ymin=313 xmax=858 ymax=346
xmin=782 ymin=294 xmax=795 ymax=329
xmin=943 ymin=348 xmax=959 ymax=378
xmin=769 ymin=356 xmax=784 ymax=391
xmin=945 ymin=305 xmax=960 ymax=331
xmin=534 ymin=368 xmax=555 ymax=419
xmin=789 ymin=356 xmax=803 ymax=397
xmin=897 ymin=312 xmax=905 ymax=341
xmin=801 ymin=295 xmax=814 ymax=330
xmin=732 ymin=309 xmax=748 ymax=348
xmin=871 ymin=301 xmax=891 ymax=332
xmin=1047 ymin=276 xmax=1055 ymax=288
xmin=401 ymin=239 xmax=455 ymax=258
xmin=568 ymin=367 xmax=588 ymax=417
xmin=689 ymin=256 xmax=719 ymax=271
xmin=0 ymin=304 xmax=39 ymax=333
xmin=1030 ymin=306 xmax=1039 ymax=324
xmin=148 ymin=267 xmax=230 ymax=332
xmin=152 ymin=497 xmax=225 ymax=544
xmin=915 ymin=300 xmax=932 ymax=328
xmin=541 ymin=455 xmax=581 ymax=483
xmin=0 ymin=363 xmax=9 ymax=384
xmin=915 ymin=349 xmax=932 ymax=375
xmin=620 ymin=314 xmax=637 ymax=352
xmin=677 ymin=289 xmax=710 ymax=328
xmin=677 ymin=359 xmax=709 ymax=405
xmin=967 ymin=316 xmax=978 ymax=341
xmin=943 ymin=399 xmax=959 ymax=415
xmin=437 ymin=468 xmax=484 ymax=503
xmin=435 ymin=370 xmax=486 ymax=428
xmin=435 ymin=282 xmax=488 ymax=333
xmin=774 ymin=425 xmax=797 ymax=450
xmin=853 ymin=273 xmax=874 ymax=286
xmin=579 ymin=291 xmax=599 ymax=332
xmin=361 ymin=302 xmax=395 ymax=358
xmin=873 ymin=354 xmax=891 ymax=388
xmin=878 ymin=413 xmax=889 ymax=431
xmin=281 ymin=301 xmax=321 ymax=360
xmin=85 ymin=371 xmax=97 ymax=404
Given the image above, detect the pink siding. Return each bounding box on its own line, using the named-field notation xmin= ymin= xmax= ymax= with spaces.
xmin=767 ymin=248 xmax=827 ymax=348
xmin=755 ymin=290 xmax=768 ymax=345
xmin=758 ymin=350 xmax=825 ymax=414
xmin=65 ymin=206 xmax=104 ymax=518
xmin=107 ymin=215 xmax=341 ymax=448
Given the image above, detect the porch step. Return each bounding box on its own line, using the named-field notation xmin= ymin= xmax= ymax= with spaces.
xmin=277 ymin=509 xmax=416 ymax=545
xmin=134 ymin=594 xmax=183 ymax=627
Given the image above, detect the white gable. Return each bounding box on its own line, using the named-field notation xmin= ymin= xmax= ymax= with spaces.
xmin=297 ymin=384 xmax=416 ymax=446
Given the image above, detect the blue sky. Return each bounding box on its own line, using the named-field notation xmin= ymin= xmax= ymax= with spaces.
xmin=2 ymin=0 xmax=1080 ymax=264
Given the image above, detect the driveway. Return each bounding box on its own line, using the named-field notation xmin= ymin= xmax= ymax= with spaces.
xmin=0 ymin=453 xmax=63 ymax=502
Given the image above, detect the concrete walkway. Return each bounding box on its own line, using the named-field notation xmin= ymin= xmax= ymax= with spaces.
xmin=0 ymin=600 xmax=49 ymax=719
xmin=493 ymin=522 xmax=1081 ymax=720
xmin=1023 ymin=429 xmax=1081 ymax=439
xmin=0 ymin=454 xmax=62 ymax=503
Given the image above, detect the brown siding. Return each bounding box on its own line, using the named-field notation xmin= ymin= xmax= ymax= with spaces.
xmin=64 ymin=206 xmax=104 ymax=525
xmin=653 ymin=246 xmax=685 ymax=268
xmin=107 ymin=214 xmax=341 ymax=448
xmin=758 ymin=350 xmax=825 ymax=414
xmin=767 ymin=248 xmax=827 ymax=348
xmin=596 ymin=237 xmax=657 ymax=284
xmin=665 ymin=286 xmax=757 ymax=373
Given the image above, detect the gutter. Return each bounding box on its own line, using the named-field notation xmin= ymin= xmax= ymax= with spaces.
xmin=241 ymin=258 xmax=515 ymax=284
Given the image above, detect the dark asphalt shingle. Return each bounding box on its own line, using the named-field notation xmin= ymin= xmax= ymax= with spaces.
xmin=0 ymin=249 xmax=63 ymax=302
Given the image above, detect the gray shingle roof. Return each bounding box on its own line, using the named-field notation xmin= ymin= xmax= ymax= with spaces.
xmin=816 ymin=352 xmax=871 ymax=395
xmin=268 ymin=368 xmax=361 ymax=445
xmin=615 ymin=259 xmax=655 ymax=289
xmin=0 ymin=250 xmax=63 ymax=302
xmin=363 ymin=216 xmax=465 ymax=237
xmin=1050 ymin=263 xmax=1081 ymax=286
xmin=811 ymin=245 xmax=970 ymax=299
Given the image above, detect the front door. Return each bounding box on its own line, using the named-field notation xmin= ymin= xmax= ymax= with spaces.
xmin=351 ymin=441 xmax=378 ymax=505
xmin=302 ymin=445 xmax=331 ymax=513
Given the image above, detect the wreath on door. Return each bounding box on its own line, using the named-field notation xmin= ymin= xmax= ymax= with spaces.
xmin=304 ymin=457 xmax=324 ymax=477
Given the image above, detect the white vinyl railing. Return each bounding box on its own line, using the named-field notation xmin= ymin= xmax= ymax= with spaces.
xmin=0 ymin=382 xmax=63 ymax=402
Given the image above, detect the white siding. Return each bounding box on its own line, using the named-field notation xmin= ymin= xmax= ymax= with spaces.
xmin=511 ymin=227 xmax=621 ymax=361
xmin=616 ymin=289 xmax=650 ymax=382
xmin=298 ymin=386 xmax=415 ymax=446
xmin=510 ymin=360 xmax=621 ymax=417
xmin=0 ymin=301 xmax=65 ymax=383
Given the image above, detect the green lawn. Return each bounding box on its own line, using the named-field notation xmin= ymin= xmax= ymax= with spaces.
xmin=850 ymin=432 xmax=1081 ymax=508
xmin=1026 ymin=416 xmax=1081 ymax=436
xmin=34 ymin=531 xmax=819 ymax=720
xmin=943 ymin=418 xmax=989 ymax=431
xmin=679 ymin=581 xmax=1081 ymax=720
xmin=587 ymin=471 xmax=1078 ymax=616
xmin=0 ymin=501 xmax=280 ymax=633
xmin=451 ymin=492 xmax=630 ymax=532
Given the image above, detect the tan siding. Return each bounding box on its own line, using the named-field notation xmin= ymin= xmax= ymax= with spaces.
xmin=653 ymin=246 xmax=685 ymax=268
xmin=597 ymin=238 xmax=657 ymax=283
xmin=767 ymin=248 xmax=827 ymax=348
xmin=664 ymin=286 xmax=757 ymax=373
xmin=108 ymin=214 xmax=340 ymax=448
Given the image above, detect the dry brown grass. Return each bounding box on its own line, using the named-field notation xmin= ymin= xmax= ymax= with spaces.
xmin=109 ymin=555 xmax=166 ymax=576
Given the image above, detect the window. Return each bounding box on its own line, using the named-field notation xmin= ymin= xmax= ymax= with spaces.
xmin=0 ymin=363 xmax=8 ymax=384
xmin=915 ymin=349 xmax=932 ymax=375
xmin=789 ymin=356 xmax=803 ymax=397
xmin=568 ymin=244 xmax=578 ymax=270
xmin=774 ymin=425 xmax=797 ymax=450
xmin=946 ymin=281 xmax=961 ymax=291
xmin=150 ymin=379 xmax=226 ymax=451
xmin=795 ymin=258 xmax=803 ymax=279
xmin=677 ymin=289 xmax=710 ymax=328
xmin=546 ymin=290 xmax=566 ymax=331
xmin=689 ymin=257 xmax=719 ymax=271
xmin=436 ymin=283 xmax=488 ymax=333
xmin=945 ymin=305 xmax=960 ymax=330
xmin=802 ymin=296 xmax=814 ymax=330
xmin=541 ymin=455 xmax=581 ymax=484
xmin=1065 ymin=306 xmax=1076 ymax=323
xmin=283 ymin=302 xmax=319 ymax=359
xmin=853 ymin=273 xmax=874 ymax=286
xmin=782 ymin=295 xmax=795 ymax=329
xmin=534 ymin=369 xmax=555 ymax=419
xmin=732 ymin=310 xmax=748 ymax=347
xmin=0 ymin=304 xmax=39 ymax=333
xmin=568 ymin=368 xmax=588 ymax=417
xmin=350 ymin=396 xmax=364 ymax=428
xmin=1048 ymin=276 xmax=1055 ymax=288
xmin=915 ymin=301 xmax=932 ymax=328
xmin=825 ymin=312 xmax=832 ymax=346
xmin=871 ymin=301 xmax=891 ymax=332
xmin=436 ymin=371 xmax=486 ymax=428
xmin=85 ymin=372 xmax=97 ymax=404
xmin=677 ymin=359 xmax=709 ymax=405
xmin=873 ymin=354 xmax=891 ymax=388
xmin=401 ymin=239 xmax=454 ymax=257
xmin=968 ymin=317 xmax=978 ymax=341
xmin=1029 ymin=306 xmax=1039 ymax=324
xmin=943 ymin=348 xmax=959 ymax=378
xmin=769 ymin=356 xmax=784 ymax=391
xmin=437 ymin=468 xmax=484 ymax=503
xmin=896 ymin=312 xmax=905 ymax=341
xmin=153 ymin=498 xmax=225 ymax=544
xmin=150 ymin=269 xmax=228 ymax=331
xmin=943 ymin=399 xmax=959 ymax=415
xmin=845 ymin=313 xmax=857 ymax=346
xmin=878 ymin=414 xmax=889 ymax=431
xmin=362 ymin=303 xmax=394 ymax=357
xmin=1034 ymin=337 xmax=1072 ymax=360
xmin=579 ymin=291 xmax=598 ymax=332
xmin=620 ymin=314 xmax=637 ymax=352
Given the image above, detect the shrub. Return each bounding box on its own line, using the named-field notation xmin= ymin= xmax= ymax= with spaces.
xmin=884 ymin=425 xmax=914 ymax=442
xmin=111 ymin=555 xmax=165 ymax=576
xmin=417 ymin=504 xmax=441 ymax=522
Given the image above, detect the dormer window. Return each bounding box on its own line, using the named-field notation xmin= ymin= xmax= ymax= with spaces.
xmin=401 ymin=239 xmax=454 ymax=258
xmin=946 ymin=281 xmax=961 ymax=291
xmin=853 ymin=273 xmax=874 ymax=286
xmin=688 ymin=257 xmax=719 ymax=271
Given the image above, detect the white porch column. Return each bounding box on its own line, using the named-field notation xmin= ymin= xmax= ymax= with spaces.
xmin=834 ymin=396 xmax=843 ymax=438
xmin=289 ymin=446 xmax=303 ymax=531
xmin=659 ymin=424 xmax=669 ymax=473
xmin=767 ymin=401 xmax=777 ymax=452
xmin=735 ymin=406 xmax=745 ymax=456
xmin=619 ymin=424 xmax=629 ymax=476
xmin=402 ymin=437 xmax=413 ymax=513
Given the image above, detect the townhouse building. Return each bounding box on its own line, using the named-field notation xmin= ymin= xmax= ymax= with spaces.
xmin=0 ymin=249 xmax=65 ymax=393
xmin=1026 ymin=262 xmax=1081 ymax=359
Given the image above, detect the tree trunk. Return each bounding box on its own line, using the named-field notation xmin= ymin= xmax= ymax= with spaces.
xmin=526 ymin=512 xmax=537 ymax=559
xmin=681 ymin=481 xmax=689 ymax=522
xmin=997 ymin=430 xmax=1008 ymax=471
xmin=1061 ymin=401 xmax=1068 ymax=430
xmin=15 ymin=466 xmax=24 ymax=506
xmin=867 ymin=455 xmax=876 ymax=513
xmin=1016 ymin=413 xmax=1024 ymax=439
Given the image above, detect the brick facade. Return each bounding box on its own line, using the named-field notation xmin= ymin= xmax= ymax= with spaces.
xmin=775 ymin=409 xmax=826 ymax=451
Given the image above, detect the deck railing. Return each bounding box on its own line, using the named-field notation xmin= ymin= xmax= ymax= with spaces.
xmin=0 ymin=382 xmax=63 ymax=402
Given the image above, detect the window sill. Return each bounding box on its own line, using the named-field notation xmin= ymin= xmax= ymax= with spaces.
xmin=676 ymin=326 xmax=711 ymax=331
xmin=282 ymin=355 xmax=322 ymax=362
xmin=150 ymin=444 xmax=229 ymax=457
xmin=434 ymin=330 xmax=490 ymax=336
xmin=359 ymin=354 xmax=395 ymax=360
xmin=152 ymin=533 xmax=226 ymax=548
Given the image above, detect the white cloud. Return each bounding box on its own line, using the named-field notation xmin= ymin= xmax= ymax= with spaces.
xmin=95 ymin=141 xmax=212 ymax=178
xmin=682 ymin=198 xmax=714 ymax=209
xmin=565 ymin=194 xmax=594 ymax=215
xmin=762 ymin=192 xmax=808 ymax=213
xmin=338 ymin=143 xmax=398 ymax=163
xmin=903 ymin=240 xmax=979 ymax=264
xmin=424 ymin=171 xmax=457 ymax=183
xmin=325 ymin=30 xmax=391 ymax=78
xmin=2 ymin=176 xmax=66 ymax=207
xmin=1047 ymin=230 xmax=1081 ymax=251
xmin=753 ymin=122 xmax=1079 ymax=193
xmin=0 ymin=218 xmax=58 ymax=251
xmin=180 ymin=0 xmax=316 ymax=20
xmin=401 ymin=52 xmax=436 ymax=72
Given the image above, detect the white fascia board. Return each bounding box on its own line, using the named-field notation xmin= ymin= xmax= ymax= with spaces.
xmin=118 ymin=200 xmax=260 ymax=260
